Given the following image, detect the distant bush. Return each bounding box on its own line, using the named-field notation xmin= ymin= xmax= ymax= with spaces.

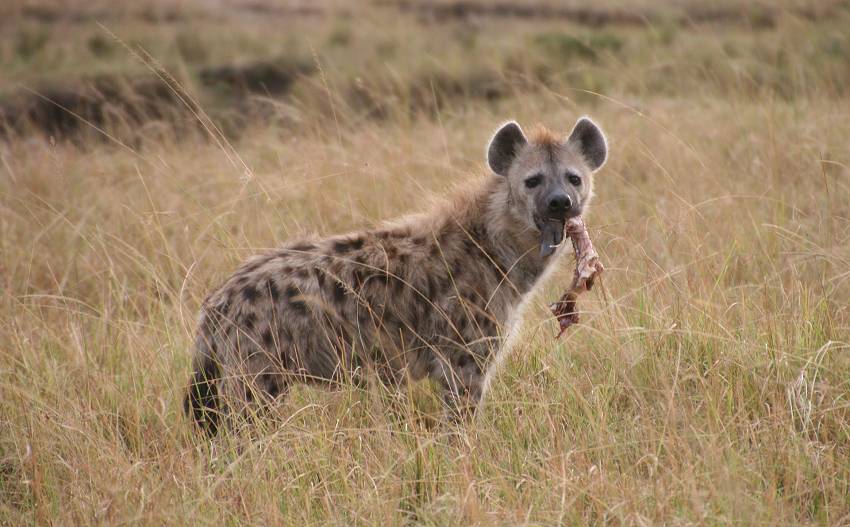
xmin=532 ymin=31 xmax=623 ymax=63
xmin=175 ymin=32 xmax=209 ymax=63
xmin=327 ymin=25 xmax=353 ymax=48
xmin=87 ymin=34 xmax=116 ymax=58
xmin=376 ymin=39 xmax=398 ymax=59
xmin=15 ymin=26 xmax=50 ymax=59
xmin=820 ymin=32 xmax=850 ymax=62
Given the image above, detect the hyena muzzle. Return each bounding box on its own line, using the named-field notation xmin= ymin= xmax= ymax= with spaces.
xmin=185 ymin=117 xmax=608 ymax=435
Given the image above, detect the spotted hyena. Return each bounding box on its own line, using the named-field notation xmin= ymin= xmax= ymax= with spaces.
xmin=185 ymin=117 xmax=608 ymax=434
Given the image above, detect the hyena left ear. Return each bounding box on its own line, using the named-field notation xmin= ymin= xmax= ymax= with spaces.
xmin=487 ymin=121 xmax=528 ymax=177
xmin=567 ymin=117 xmax=608 ymax=171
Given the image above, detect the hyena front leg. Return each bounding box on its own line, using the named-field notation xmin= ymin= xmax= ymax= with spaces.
xmin=432 ymin=352 xmax=485 ymax=422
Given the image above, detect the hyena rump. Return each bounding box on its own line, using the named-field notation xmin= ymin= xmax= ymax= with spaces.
xmin=185 ymin=117 xmax=608 ymax=434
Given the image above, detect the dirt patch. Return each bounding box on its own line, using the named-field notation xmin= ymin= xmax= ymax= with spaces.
xmin=200 ymin=58 xmax=313 ymax=96
xmin=1 ymin=53 xmax=514 ymax=139
xmin=388 ymin=0 xmax=849 ymax=28
xmin=0 ymin=57 xmax=313 ymax=140
xmin=0 ymin=77 xmax=181 ymax=138
xmin=232 ymin=1 xmax=325 ymax=18
xmin=6 ymin=4 xmax=185 ymax=25
xmin=4 ymin=1 xmax=327 ymax=27
xmin=388 ymin=1 xmax=646 ymax=27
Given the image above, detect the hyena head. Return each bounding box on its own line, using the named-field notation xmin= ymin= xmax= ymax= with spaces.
xmin=486 ymin=117 xmax=607 ymax=257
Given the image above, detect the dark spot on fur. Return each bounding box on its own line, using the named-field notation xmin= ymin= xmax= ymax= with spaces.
xmin=469 ymin=222 xmax=487 ymax=241
xmin=333 ymin=238 xmax=364 ymax=253
xmin=332 ymin=281 xmax=346 ymax=303
xmin=242 ymin=284 xmax=260 ymax=303
xmin=352 ymin=255 xmax=367 ymax=270
xmin=474 ymin=316 xmax=497 ymax=339
xmin=358 ymin=309 xmax=373 ymax=326
xmin=276 ymin=330 xmax=291 ymax=368
xmin=242 ymin=258 xmax=265 ymax=274
xmin=458 ymin=317 xmax=470 ymax=335
xmin=289 ymin=242 xmax=315 ymax=253
xmin=451 ymin=259 xmax=465 ymax=278
xmin=222 ymin=324 xmax=235 ymax=341
xmin=261 ymin=328 xmax=275 ymax=348
xmin=491 ymin=258 xmax=508 ymax=277
xmin=267 ymin=280 xmax=280 ymax=302
xmin=457 ymin=354 xmax=471 ymax=367
xmin=285 ymin=286 xmax=307 ymax=315
xmin=384 ymin=311 xmax=405 ymax=331
xmin=412 ymin=236 xmax=425 ymax=245
xmin=378 ymin=228 xmax=410 ymax=239
xmin=295 ymin=269 xmax=309 ymax=280
xmin=463 ymin=238 xmax=478 ymax=257
xmin=392 ymin=275 xmax=405 ymax=294
xmin=260 ymin=373 xmax=282 ymax=398
xmin=241 ymin=312 xmax=257 ymax=330
xmin=267 ymin=382 xmax=282 ymax=398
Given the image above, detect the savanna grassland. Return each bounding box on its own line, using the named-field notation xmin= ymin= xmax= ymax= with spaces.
xmin=2 ymin=0 xmax=850 ymax=524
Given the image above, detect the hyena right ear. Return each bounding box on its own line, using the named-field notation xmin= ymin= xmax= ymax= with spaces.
xmin=487 ymin=121 xmax=527 ymax=177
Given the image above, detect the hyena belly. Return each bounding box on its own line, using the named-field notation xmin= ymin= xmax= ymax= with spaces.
xmin=186 ymin=223 xmax=522 ymax=433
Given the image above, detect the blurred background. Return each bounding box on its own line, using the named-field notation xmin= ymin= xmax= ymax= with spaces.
xmin=3 ymin=0 xmax=849 ymax=141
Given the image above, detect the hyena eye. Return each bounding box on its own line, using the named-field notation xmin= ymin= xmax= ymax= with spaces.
xmin=524 ymin=174 xmax=543 ymax=189
xmin=566 ymin=173 xmax=582 ymax=186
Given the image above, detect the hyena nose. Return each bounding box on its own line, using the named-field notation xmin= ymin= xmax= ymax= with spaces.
xmin=547 ymin=195 xmax=571 ymax=217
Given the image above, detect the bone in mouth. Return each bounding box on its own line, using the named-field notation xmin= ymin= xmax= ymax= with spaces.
xmin=549 ymin=216 xmax=604 ymax=338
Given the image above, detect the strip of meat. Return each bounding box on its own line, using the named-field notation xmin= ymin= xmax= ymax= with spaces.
xmin=549 ymin=216 xmax=604 ymax=338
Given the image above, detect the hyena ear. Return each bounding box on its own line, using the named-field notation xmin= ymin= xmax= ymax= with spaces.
xmin=487 ymin=120 xmax=527 ymax=177
xmin=567 ymin=117 xmax=607 ymax=171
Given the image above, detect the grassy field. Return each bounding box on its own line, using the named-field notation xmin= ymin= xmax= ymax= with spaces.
xmin=2 ymin=0 xmax=850 ymax=524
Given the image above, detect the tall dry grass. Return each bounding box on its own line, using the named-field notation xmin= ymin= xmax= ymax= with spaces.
xmin=1 ymin=1 xmax=849 ymax=524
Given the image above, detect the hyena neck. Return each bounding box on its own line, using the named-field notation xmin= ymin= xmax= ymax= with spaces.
xmin=447 ymin=176 xmax=556 ymax=296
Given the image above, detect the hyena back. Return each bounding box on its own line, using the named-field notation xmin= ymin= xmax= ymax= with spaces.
xmin=186 ymin=117 xmax=608 ymax=435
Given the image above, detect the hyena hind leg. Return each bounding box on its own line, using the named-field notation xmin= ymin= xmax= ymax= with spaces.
xmin=215 ymin=369 xmax=293 ymax=433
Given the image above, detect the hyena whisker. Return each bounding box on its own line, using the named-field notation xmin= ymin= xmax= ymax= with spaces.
xmin=185 ymin=117 xmax=609 ymax=434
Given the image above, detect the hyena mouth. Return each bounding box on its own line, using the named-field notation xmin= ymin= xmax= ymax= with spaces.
xmin=536 ymin=217 xmax=567 ymax=258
